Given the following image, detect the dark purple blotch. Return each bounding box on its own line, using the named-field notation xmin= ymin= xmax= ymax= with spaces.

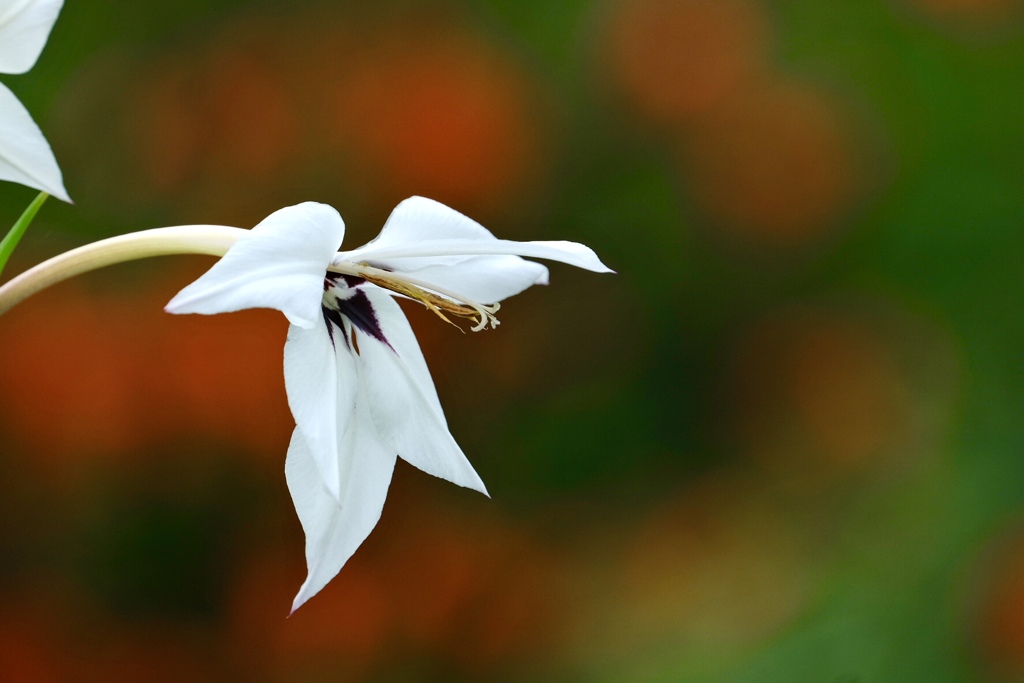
xmin=321 ymin=274 xmax=392 ymax=353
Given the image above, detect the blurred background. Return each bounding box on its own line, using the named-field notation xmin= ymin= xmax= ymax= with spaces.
xmin=0 ymin=0 xmax=1023 ymax=680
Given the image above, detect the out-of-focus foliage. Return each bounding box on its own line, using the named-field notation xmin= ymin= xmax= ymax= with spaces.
xmin=1 ymin=0 xmax=1023 ymax=680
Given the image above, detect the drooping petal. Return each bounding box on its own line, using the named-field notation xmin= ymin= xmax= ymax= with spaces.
xmin=166 ymin=202 xmax=343 ymax=328
xmin=388 ymin=254 xmax=549 ymax=305
xmin=350 ymin=236 xmax=613 ymax=275
xmin=283 ymin=323 xmax=355 ymax=503
xmin=285 ymin=426 xmax=397 ymax=613
xmin=0 ymin=0 xmax=63 ymax=75
xmin=355 ymin=287 xmax=488 ymax=495
xmin=337 ymin=196 xmax=613 ymax=302
xmin=0 ymin=81 xmax=68 ymax=201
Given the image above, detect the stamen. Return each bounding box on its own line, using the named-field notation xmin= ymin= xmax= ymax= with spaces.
xmin=331 ymin=262 xmax=501 ymax=332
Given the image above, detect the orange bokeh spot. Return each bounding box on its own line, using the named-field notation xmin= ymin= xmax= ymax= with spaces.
xmin=726 ymin=307 xmax=913 ymax=483
xmin=0 ymin=620 xmax=62 ymax=683
xmin=790 ymin=320 xmax=910 ymax=466
xmin=619 ymin=473 xmax=811 ymax=647
xmin=62 ymin=10 xmax=546 ymax=220
xmin=971 ymin=526 xmax=1024 ymax=680
xmin=126 ymin=29 xmax=299 ymax=195
xmin=0 ymin=286 xmax=143 ymax=461
xmin=391 ymin=521 xmax=491 ymax=650
xmin=128 ymin=59 xmax=205 ymax=193
xmin=203 ymin=47 xmax=299 ymax=179
xmin=361 ymin=487 xmax=567 ymax=672
xmin=227 ymin=553 xmax=393 ymax=678
xmin=225 ymin=484 xmax=564 ymax=677
xmin=326 ymin=23 xmax=547 ymax=212
xmin=0 ymin=263 xmax=292 ymax=476
xmin=153 ymin=265 xmax=293 ymax=460
xmin=604 ymin=0 xmax=770 ymax=124
xmin=684 ymin=79 xmax=857 ymax=244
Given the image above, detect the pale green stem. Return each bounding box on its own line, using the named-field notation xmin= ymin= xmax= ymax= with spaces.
xmin=0 ymin=191 xmax=49 ymax=278
xmin=0 ymin=225 xmax=247 ymax=316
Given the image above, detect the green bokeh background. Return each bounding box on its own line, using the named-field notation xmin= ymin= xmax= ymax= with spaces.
xmin=2 ymin=0 xmax=1024 ymax=680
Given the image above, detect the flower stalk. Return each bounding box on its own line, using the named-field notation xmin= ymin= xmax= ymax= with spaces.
xmin=0 ymin=224 xmax=245 ymax=315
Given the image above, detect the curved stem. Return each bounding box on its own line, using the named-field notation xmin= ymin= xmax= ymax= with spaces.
xmin=0 ymin=225 xmax=247 ymax=316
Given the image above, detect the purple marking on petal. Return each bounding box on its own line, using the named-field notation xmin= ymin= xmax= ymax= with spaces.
xmin=321 ymin=272 xmax=391 ymax=354
xmin=337 ymin=290 xmax=392 ymax=352
xmin=324 ymin=273 xmax=365 ymax=289
xmin=340 ymin=274 xmax=365 ymax=288
xmin=321 ymin=306 xmax=349 ymax=350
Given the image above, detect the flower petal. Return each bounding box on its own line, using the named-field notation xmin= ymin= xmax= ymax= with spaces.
xmin=285 ymin=426 xmax=397 ymax=613
xmin=283 ymin=323 xmax=354 ymax=503
xmin=0 ymin=81 xmax=68 ymax=201
xmin=358 ymin=195 xmax=500 ymax=248
xmin=388 ymin=254 xmax=549 ymax=305
xmin=338 ymin=196 xmax=613 ymax=302
xmin=166 ymin=202 xmax=343 ymax=328
xmin=351 ymin=236 xmax=613 ymax=274
xmin=0 ymin=0 xmax=63 ymax=75
xmin=354 ymin=287 xmax=488 ymax=495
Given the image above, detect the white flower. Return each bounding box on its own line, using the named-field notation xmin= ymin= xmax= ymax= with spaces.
xmin=0 ymin=0 xmax=68 ymax=201
xmin=166 ymin=196 xmax=612 ymax=611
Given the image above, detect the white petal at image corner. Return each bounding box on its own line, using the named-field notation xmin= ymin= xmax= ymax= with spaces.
xmin=0 ymin=0 xmax=64 ymax=74
xmin=166 ymin=196 xmax=613 ymax=611
xmin=0 ymin=81 xmax=67 ymax=202
xmin=0 ymin=0 xmax=69 ymax=202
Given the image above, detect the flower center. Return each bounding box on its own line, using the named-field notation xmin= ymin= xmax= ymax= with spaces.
xmin=321 ymin=274 xmax=390 ymax=353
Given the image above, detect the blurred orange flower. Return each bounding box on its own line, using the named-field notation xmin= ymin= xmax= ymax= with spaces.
xmin=683 ymin=79 xmax=858 ymax=244
xmin=325 ymin=20 xmax=549 ymax=213
xmin=0 ymin=261 xmax=291 ymax=478
xmin=603 ymin=0 xmax=771 ymax=124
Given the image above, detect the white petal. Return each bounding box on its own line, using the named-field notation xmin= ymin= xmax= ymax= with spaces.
xmin=285 ymin=427 xmax=397 ymax=613
xmin=166 ymin=202 xmax=343 ymax=328
xmin=284 ymin=323 xmax=357 ymax=503
xmin=355 ymin=288 xmax=488 ymax=495
xmin=360 ymin=195 xmax=500 ymax=249
xmin=0 ymin=0 xmax=63 ymax=75
xmin=350 ymin=236 xmax=614 ymax=274
xmin=388 ymin=254 xmax=549 ymax=304
xmin=338 ymin=196 xmax=613 ymax=300
xmin=0 ymin=81 xmax=68 ymax=201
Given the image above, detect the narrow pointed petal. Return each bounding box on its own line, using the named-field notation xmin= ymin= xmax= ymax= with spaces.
xmin=387 ymin=254 xmax=549 ymax=305
xmin=284 ymin=323 xmax=355 ymax=503
xmin=340 ymin=196 xmax=522 ymax=272
xmin=0 ymin=0 xmax=63 ymax=75
xmin=355 ymin=288 xmax=488 ymax=495
xmin=285 ymin=422 xmax=397 ymax=613
xmin=338 ymin=196 xmax=612 ymax=300
xmin=349 ymin=236 xmax=613 ymax=275
xmin=0 ymin=82 xmax=68 ymax=201
xmin=166 ymin=202 xmax=343 ymax=328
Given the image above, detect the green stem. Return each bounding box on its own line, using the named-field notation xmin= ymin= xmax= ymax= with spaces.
xmin=0 ymin=225 xmax=247 ymax=316
xmin=0 ymin=191 xmax=49 ymax=278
